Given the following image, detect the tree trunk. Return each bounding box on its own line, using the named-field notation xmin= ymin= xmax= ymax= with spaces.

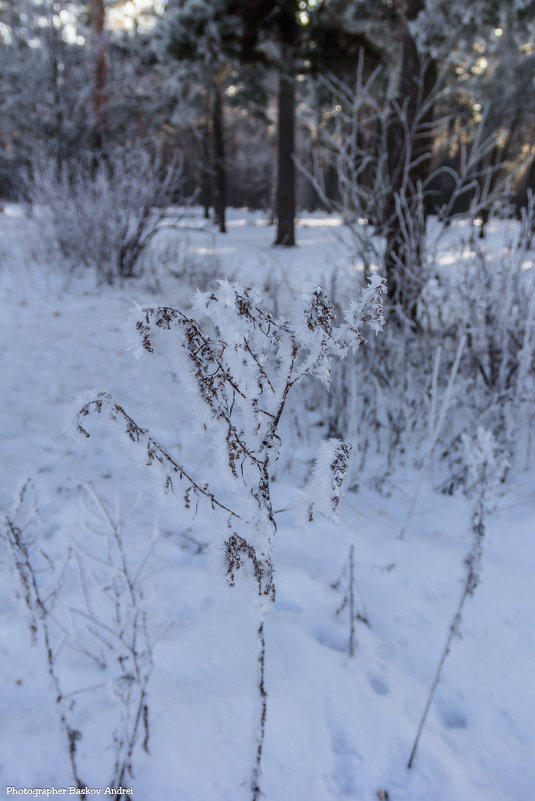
xmin=212 ymin=85 xmax=226 ymax=234
xmin=201 ymin=123 xmax=211 ymax=220
xmin=274 ymin=3 xmax=297 ymax=247
xmin=383 ymin=0 xmax=436 ymax=318
xmin=90 ymin=0 xmax=107 ymax=151
xmin=275 ymin=53 xmax=296 ymax=245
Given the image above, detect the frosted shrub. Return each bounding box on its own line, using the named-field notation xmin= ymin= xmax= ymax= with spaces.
xmin=316 ymin=212 xmax=535 ymax=492
xmin=423 ymin=224 xmax=535 ymax=471
xmin=305 ymin=63 xmax=509 ymax=323
xmin=25 ymin=145 xmax=187 ymax=283
xmin=74 ymin=276 xmax=386 ymax=799
xmin=459 ymin=242 xmax=535 ymax=396
xmin=315 ymin=295 xmax=441 ymax=488
xmin=462 ymin=427 xmax=509 ymax=524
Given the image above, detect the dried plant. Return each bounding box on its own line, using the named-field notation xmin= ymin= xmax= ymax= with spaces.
xmin=73 ymin=276 xmax=386 ymax=799
xmin=407 ymin=428 xmax=508 ymax=769
xmin=1 ymin=480 xmax=86 ymax=789
xmin=0 ymin=479 xmax=156 ymax=798
xmin=332 ymin=544 xmax=369 ymax=658
xmin=73 ymin=483 xmax=154 ymax=793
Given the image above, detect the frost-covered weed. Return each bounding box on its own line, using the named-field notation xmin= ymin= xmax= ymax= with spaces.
xmin=407 ymin=428 xmax=508 ymax=769
xmin=331 ymin=544 xmax=370 ymax=658
xmin=0 ymin=480 xmax=156 ymax=794
xmin=300 ymin=439 xmax=352 ymax=523
xmin=77 ymin=277 xmax=385 ymax=598
xmin=73 ymin=276 xmax=386 ymax=800
xmin=0 ymin=481 xmax=85 ymax=787
xmin=462 ymin=427 xmax=510 ymax=525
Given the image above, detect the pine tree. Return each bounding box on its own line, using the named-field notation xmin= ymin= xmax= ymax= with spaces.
xmin=157 ymin=0 xmax=244 ymax=233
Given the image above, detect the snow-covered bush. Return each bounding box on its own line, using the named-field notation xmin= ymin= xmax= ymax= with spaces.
xmin=24 ymin=145 xmax=187 ymax=283
xmin=311 ymin=211 xmax=535 ymax=495
xmin=417 ymin=223 xmax=535 ymax=472
xmin=310 ymin=279 xmax=445 ymax=490
xmin=459 ymin=242 xmax=535 ymax=400
xmin=73 ymin=276 xmax=386 ymax=799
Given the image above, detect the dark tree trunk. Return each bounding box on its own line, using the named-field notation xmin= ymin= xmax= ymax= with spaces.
xmin=201 ymin=123 xmax=211 ymax=220
xmin=383 ymin=0 xmax=436 ymax=318
xmin=212 ymin=85 xmax=226 ymax=234
xmin=275 ymin=50 xmax=296 ymax=245
xmin=90 ymin=0 xmax=107 ymax=152
xmin=524 ymin=146 xmax=535 ymax=238
xmin=275 ymin=3 xmax=297 ymax=247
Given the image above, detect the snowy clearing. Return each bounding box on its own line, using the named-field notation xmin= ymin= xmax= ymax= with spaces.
xmin=1 ymin=208 xmax=534 ymax=801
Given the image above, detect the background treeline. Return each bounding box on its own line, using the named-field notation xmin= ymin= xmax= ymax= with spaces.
xmin=2 ymin=0 xmax=535 ymax=236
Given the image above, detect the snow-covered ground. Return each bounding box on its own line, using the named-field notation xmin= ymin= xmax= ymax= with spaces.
xmin=1 ymin=207 xmax=534 ymax=801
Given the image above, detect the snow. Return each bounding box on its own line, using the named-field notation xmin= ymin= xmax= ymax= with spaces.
xmin=1 ymin=207 xmax=534 ymax=801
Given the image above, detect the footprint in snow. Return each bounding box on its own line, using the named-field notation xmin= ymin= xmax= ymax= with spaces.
xmin=325 ymin=709 xmax=362 ymax=796
xmin=312 ymin=625 xmax=348 ymax=654
xmin=438 ymin=702 xmax=467 ymax=729
xmin=274 ymin=598 xmax=301 ymax=614
xmin=368 ymin=674 xmax=390 ymax=696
